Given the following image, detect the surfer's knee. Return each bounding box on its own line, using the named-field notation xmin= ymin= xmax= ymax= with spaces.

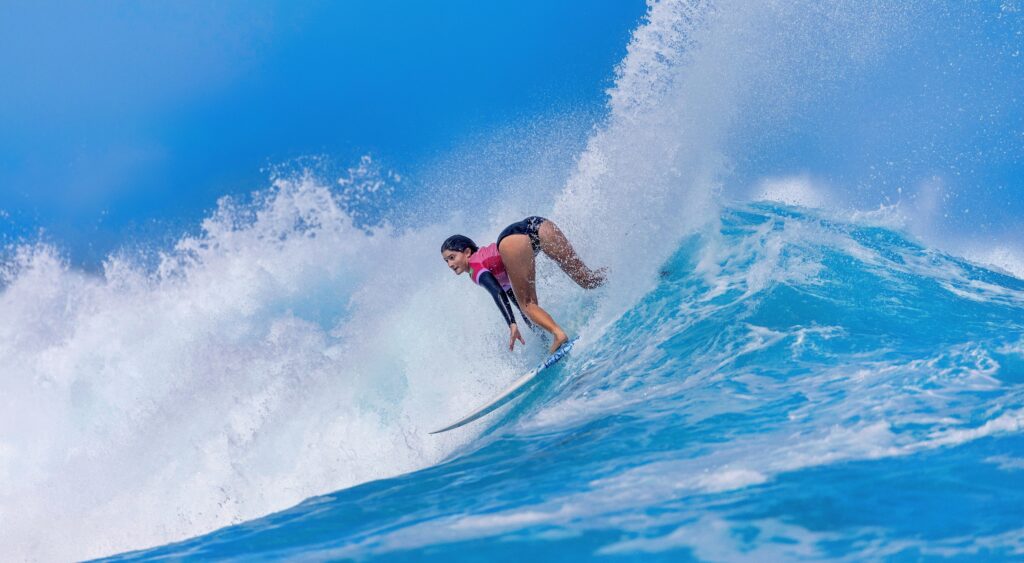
xmin=519 ymin=301 xmax=549 ymax=325
xmin=520 ymin=297 xmax=541 ymax=310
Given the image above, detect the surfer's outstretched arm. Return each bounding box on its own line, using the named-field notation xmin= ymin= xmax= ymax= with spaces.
xmin=479 ymin=271 xmax=526 ymax=350
xmin=478 ymin=271 xmax=515 ymax=326
xmin=505 ymin=289 xmax=535 ymax=329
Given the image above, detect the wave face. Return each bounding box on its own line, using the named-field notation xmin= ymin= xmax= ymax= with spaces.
xmin=106 ymin=203 xmax=1024 ymax=561
xmin=3 ymin=0 xmax=1022 ymax=560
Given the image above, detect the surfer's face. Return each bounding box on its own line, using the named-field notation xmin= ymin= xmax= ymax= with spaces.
xmin=442 ymin=248 xmax=472 ymax=275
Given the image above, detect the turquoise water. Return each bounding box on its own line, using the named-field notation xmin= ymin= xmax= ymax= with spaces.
xmin=103 ymin=204 xmax=1024 ymax=560
xmin=3 ymin=0 xmax=1022 ymax=560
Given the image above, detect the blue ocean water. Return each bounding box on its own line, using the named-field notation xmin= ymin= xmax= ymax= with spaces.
xmin=2 ymin=0 xmax=1023 ymax=561
xmin=102 ymin=203 xmax=1024 ymax=561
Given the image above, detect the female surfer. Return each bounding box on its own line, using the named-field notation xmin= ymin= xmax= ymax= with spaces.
xmin=441 ymin=216 xmax=606 ymax=353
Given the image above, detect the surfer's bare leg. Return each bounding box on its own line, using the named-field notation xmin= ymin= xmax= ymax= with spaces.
xmin=537 ymin=221 xmax=606 ymax=289
xmin=499 ymin=234 xmax=568 ymax=353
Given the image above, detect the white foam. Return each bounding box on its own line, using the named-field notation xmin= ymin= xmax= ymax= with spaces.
xmin=694 ymin=468 xmax=768 ymax=492
xmin=965 ymin=245 xmax=1024 ymax=280
xmin=4 ymin=0 xmax=999 ymax=558
xmin=921 ymin=408 xmax=1024 ymax=449
xmin=601 ymin=515 xmax=1024 ymax=559
xmin=985 ymin=455 xmax=1024 ymax=471
xmin=0 ymin=174 xmax=540 ymax=560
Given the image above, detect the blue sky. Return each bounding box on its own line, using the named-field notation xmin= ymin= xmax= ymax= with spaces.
xmin=3 ymin=2 xmax=1021 ymax=271
xmin=0 ymin=1 xmax=646 ymax=267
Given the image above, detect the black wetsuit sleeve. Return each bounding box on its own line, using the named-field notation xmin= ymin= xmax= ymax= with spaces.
xmin=505 ymin=289 xmax=534 ymax=329
xmin=478 ymin=271 xmax=517 ymax=326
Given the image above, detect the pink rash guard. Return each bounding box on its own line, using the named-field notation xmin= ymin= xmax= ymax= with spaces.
xmin=468 ymin=243 xmax=512 ymax=291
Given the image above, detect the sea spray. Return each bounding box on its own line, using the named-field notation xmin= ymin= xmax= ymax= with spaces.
xmin=5 ymin=0 xmax=1022 ymax=559
xmin=0 ymin=172 xmax=539 ymax=560
xmin=108 ymin=203 xmax=1024 ymax=560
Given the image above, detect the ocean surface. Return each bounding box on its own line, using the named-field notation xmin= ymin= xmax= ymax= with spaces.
xmin=2 ymin=0 xmax=1022 ymax=561
xmin=104 ymin=203 xmax=1024 ymax=561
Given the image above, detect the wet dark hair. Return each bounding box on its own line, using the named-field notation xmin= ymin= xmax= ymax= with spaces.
xmin=441 ymin=234 xmax=478 ymax=254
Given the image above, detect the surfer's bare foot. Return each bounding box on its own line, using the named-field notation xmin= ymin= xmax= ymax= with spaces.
xmin=550 ymin=332 xmax=569 ymax=354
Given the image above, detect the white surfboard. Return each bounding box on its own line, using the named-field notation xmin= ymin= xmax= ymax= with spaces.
xmin=430 ymin=337 xmax=579 ymax=434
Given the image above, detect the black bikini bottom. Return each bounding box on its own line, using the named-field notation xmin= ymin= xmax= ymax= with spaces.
xmin=497 ymin=216 xmax=547 ymax=254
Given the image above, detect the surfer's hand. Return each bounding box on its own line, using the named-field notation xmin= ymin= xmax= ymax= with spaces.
xmin=509 ymin=323 xmax=525 ymax=351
